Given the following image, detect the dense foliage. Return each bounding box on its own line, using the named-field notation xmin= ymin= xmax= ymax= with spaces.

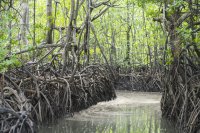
xmin=0 ymin=0 xmax=200 ymax=132
xmin=0 ymin=0 xmax=165 ymax=70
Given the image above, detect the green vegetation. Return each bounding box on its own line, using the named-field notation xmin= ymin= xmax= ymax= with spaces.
xmin=0 ymin=0 xmax=165 ymax=69
xmin=0 ymin=0 xmax=200 ymax=133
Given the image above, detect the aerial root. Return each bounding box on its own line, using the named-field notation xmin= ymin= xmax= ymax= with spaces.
xmin=0 ymin=64 xmax=116 ymax=133
xmin=161 ymin=53 xmax=200 ymax=133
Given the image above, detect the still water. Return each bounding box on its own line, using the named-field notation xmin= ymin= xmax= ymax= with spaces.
xmin=39 ymin=91 xmax=179 ymax=133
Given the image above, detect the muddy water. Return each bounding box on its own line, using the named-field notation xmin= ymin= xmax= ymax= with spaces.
xmin=39 ymin=91 xmax=179 ymax=133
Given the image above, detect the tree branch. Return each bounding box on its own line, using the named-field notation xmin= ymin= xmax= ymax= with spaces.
xmin=91 ymin=0 xmax=110 ymax=8
xmin=13 ymin=43 xmax=63 ymax=55
xmin=91 ymin=1 xmax=117 ymax=21
xmin=176 ymin=12 xmax=191 ymax=27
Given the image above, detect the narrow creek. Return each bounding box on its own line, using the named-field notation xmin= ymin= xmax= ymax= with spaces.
xmin=39 ymin=91 xmax=179 ymax=133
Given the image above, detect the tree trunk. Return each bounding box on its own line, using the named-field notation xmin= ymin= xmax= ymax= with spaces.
xmin=20 ymin=0 xmax=29 ymax=46
xmin=154 ymin=32 xmax=158 ymax=71
xmin=142 ymin=8 xmax=152 ymax=70
xmin=61 ymin=0 xmax=75 ymax=76
xmin=46 ymin=0 xmax=53 ymax=44
xmin=8 ymin=20 xmax=12 ymax=54
xmin=110 ymin=28 xmax=116 ymax=66
xmin=125 ymin=0 xmax=130 ymax=65
xmin=83 ymin=0 xmax=91 ymax=66
xmin=33 ymin=0 xmax=36 ymax=61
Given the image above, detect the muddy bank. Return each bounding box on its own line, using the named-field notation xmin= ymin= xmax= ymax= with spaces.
xmin=0 ymin=65 xmax=116 ymax=133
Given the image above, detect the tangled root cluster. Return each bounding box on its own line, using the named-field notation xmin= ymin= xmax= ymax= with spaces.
xmin=161 ymin=53 xmax=200 ymax=133
xmin=116 ymin=72 xmax=161 ymax=92
xmin=0 ymin=64 xmax=116 ymax=133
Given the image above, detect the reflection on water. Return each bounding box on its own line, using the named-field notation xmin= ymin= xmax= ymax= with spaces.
xmin=39 ymin=91 xmax=179 ymax=133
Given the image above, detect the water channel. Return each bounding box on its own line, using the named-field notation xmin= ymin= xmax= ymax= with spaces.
xmin=39 ymin=91 xmax=179 ymax=133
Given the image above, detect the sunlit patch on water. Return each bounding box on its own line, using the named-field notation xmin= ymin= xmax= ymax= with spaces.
xmin=39 ymin=91 xmax=179 ymax=133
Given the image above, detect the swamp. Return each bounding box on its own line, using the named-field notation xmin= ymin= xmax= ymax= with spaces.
xmin=0 ymin=0 xmax=200 ymax=133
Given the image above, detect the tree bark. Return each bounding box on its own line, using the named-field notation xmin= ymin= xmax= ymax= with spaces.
xmin=61 ymin=0 xmax=75 ymax=76
xmin=125 ymin=0 xmax=130 ymax=65
xmin=143 ymin=8 xmax=152 ymax=70
xmin=20 ymin=0 xmax=29 ymax=46
xmin=83 ymin=0 xmax=91 ymax=66
xmin=110 ymin=28 xmax=116 ymax=66
xmin=46 ymin=0 xmax=53 ymax=44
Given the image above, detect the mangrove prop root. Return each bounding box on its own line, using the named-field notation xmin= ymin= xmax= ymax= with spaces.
xmin=161 ymin=53 xmax=200 ymax=133
xmin=0 ymin=64 xmax=116 ymax=133
xmin=115 ymin=71 xmax=161 ymax=92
